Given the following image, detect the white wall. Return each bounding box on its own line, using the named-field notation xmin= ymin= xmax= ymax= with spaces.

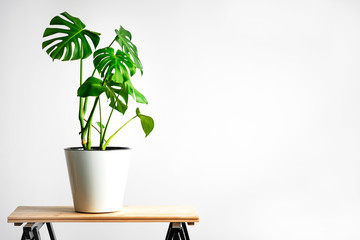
xmin=1 ymin=0 xmax=360 ymax=239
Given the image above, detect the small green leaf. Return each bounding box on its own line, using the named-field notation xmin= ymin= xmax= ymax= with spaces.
xmin=78 ymin=77 xmax=106 ymax=97
xmin=96 ymin=122 xmax=105 ymax=129
xmin=137 ymin=112 xmax=154 ymax=137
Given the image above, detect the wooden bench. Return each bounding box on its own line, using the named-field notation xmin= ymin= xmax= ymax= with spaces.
xmin=8 ymin=206 xmax=199 ymax=240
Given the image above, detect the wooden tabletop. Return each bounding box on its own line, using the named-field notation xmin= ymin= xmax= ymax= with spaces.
xmin=8 ymin=206 xmax=199 ymax=223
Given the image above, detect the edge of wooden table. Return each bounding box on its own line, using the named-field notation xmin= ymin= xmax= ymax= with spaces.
xmin=8 ymin=206 xmax=200 ymax=223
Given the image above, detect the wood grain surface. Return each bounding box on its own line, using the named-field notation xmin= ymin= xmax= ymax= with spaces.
xmin=8 ymin=206 xmax=199 ymax=223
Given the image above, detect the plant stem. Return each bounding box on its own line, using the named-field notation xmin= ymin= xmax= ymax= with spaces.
xmin=85 ymin=96 xmax=99 ymax=150
xmin=101 ymin=107 xmax=115 ymax=147
xmin=109 ymin=38 xmax=116 ymax=47
xmin=99 ymin=98 xmax=103 ymax=147
xmin=83 ymin=36 xmax=118 ymax=150
xmin=83 ymin=97 xmax=88 ymax=115
xmin=79 ymin=44 xmax=87 ymax=148
xmin=83 ymin=118 xmax=103 ymax=136
xmin=103 ymin=115 xmax=137 ymax=150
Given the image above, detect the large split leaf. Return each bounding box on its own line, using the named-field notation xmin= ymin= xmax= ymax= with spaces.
xmin=115 ymin=26 xmax=143 ymax=74
xmin=94 ymin=47 xmax=136 ymax=83
xmin=42 ymin=12 xmax=100 ymax=61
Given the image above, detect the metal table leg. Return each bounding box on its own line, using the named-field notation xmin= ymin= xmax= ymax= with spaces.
xmin=165 ymin=222 xmax=191 ymax=240
xmin=21 ymin=222 xmax=56 ymax=240
xmin=46 ymin=223 xmax=57 ymax=240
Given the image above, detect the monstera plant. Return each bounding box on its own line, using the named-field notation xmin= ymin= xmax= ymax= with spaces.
xmin=42 ymin=12 xmax=154 ymax=150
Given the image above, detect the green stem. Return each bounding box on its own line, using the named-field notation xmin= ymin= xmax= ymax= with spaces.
xmin=103 ymin=115 xmax=137 ymax=150
xmin=79 ymin=45 xmax=86 ymax=148
xmin=83 ymin=36 xmax=118 ymax=150
xmin=83 ymin=119 xmax=102 ymax=135
xmin=109 ymin=38 xmax=116 ymax=48
xmin=99 ymin=98 xmax=103 ymax=147
xmin=85 ymin=97 xmax=99 ymax=150
xmin=83 ymin=97 xmax=88 ymax=116
xmin=101 ymin=107 xmax=115 ymax=147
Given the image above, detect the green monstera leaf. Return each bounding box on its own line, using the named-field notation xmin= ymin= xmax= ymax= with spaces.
xmin=108 ymin=80 xmax=148 ymax=104
xmin=77 ymin=76 xmax=128 ymax=114
xmin=125 ymin=80 xmax=148 ymax=104
xmin=106 ymin=84 xmax=128 ymax=114
xmin=136 ymin=108 xmax=154 ymax=137
xmin=94 ymin=47 xmax=136 ymax=83
xmin=77 ymin=77 xmax=107 ymax=97
xmin=42 ymin=12 xmax=100 ymax=61
xmin=107 ymin=80 xmax=129 ymax=104
xmin=115 ymin=26 xmax=143 ymax=74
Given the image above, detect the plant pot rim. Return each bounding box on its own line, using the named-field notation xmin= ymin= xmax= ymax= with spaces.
xmin=65 ymin=147 xmax=131 ymax=151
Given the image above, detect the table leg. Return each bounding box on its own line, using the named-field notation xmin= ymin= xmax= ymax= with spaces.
xmin=20 ymin=222 xmax=56 ymax=240
xmin=33 ymin=226 xmax=41 ymax=240
xmin=181 ymin=223 xmax=190 ymax=240
xmin=165 ymin=223 xmax=191 ymax=240
xmin=46 ymin=223 xmax=57 ymax=240
xmin=165 ymin=223 xmax=173 ymax=240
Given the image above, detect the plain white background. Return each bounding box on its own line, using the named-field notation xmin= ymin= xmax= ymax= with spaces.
xmin=1 ymin=0 xmax=360 ymax=239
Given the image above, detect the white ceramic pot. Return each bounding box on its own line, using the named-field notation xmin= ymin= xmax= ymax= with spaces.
xmin=64 ymin=147 xmax=131 ymax=213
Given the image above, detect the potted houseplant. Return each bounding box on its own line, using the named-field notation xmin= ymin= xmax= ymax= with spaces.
xmin=42 ymin=12 xmax=154 ymax=213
